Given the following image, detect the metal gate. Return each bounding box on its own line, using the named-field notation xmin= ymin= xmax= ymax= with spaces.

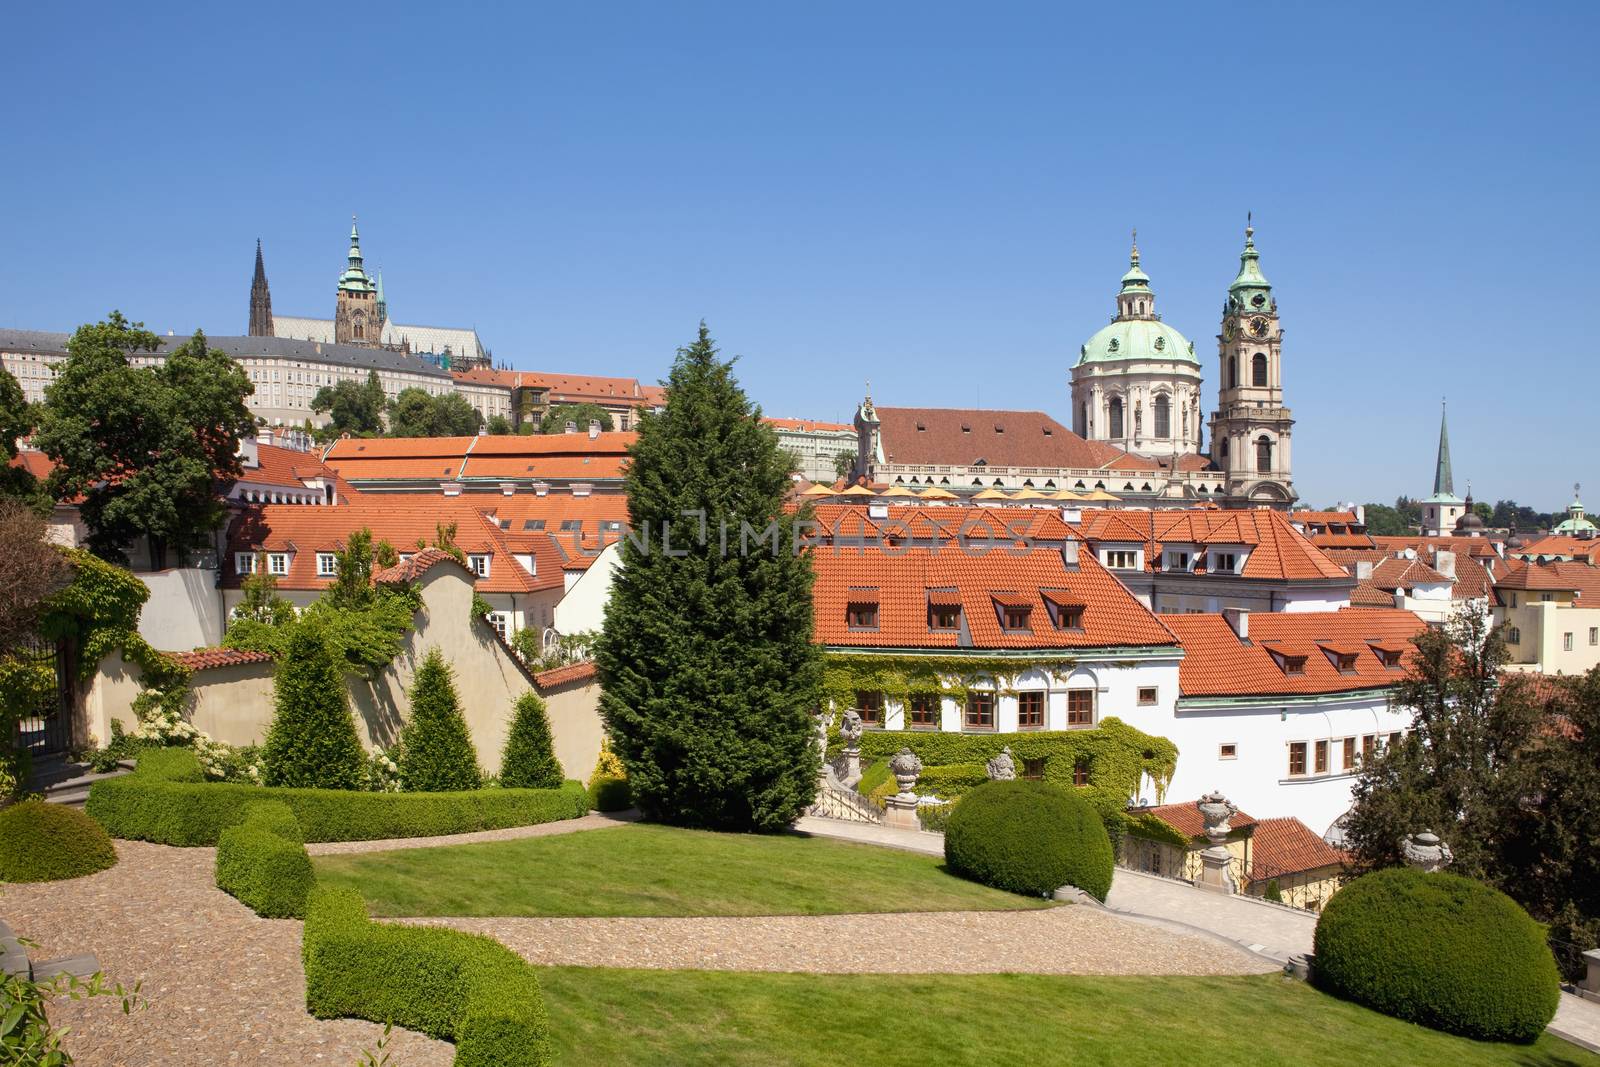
xmin=11 ymin=634 xmax=73 ymax=756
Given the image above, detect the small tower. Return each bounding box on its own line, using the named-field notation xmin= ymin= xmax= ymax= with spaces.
xmin=248 ymin=239 xmax=274 ymax=337
xmin=1420 ymin=402 xmax=1465 ymax=536
xmin=375 ymin=269 xmax=388 ymax=327
xmin=334 ymin=217 xmax=380 ymax=347
xmin=1208 ymin=216 xmax=1296 ymax=508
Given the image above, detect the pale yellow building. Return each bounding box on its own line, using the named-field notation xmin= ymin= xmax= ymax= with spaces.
xmin=1495 ymin=559 xmax=1600 ymax=675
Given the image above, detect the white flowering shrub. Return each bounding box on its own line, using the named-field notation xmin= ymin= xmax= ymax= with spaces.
xmin=99 ymin=693 xmax=264 ymax=784
xmin=360 ymin=747 xmax=403 ymax=793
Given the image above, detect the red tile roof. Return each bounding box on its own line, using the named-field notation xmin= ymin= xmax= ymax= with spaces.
xmin=237 ymin=442 xmax=340 ymax=489
xmin=872 ymin=407 xmax=1127 ymax=469
xmin=372 ymin=547 xmax=468 ymax=584
xmin=1372 ymin=535 xmax=1501 ymax=559
xmin=168 ymin=648 xmax=274 ymax=672
xmin=1249 ymin=817 xmax=1348 ymax=879
xmin=1515 ymin=534 xmax=1600 ymax=564
xmin=320 ymin=433 xmax=635 ymax=485
xmin=1076 ymin=508 xmax=1350 ymax=581
xmin=1132 ymin=800 xmax=1258 ymax=840
xmin=765 ymin=417 xmax=853 ymax=433
xmin=1160 ymin=609 xmax=1427 ymax=698
xmin=533 ymin=661 xmax=598 ymax=688
xmin=1494 ymin=559 xmax=1600 ymax=601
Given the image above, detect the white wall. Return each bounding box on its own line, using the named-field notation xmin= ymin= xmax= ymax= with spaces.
xmin=1280 ymin=587 xmax=1354 ymax=612
xmin=554 ymin=542 xmax=620 ymax=636
xmin=139 ymin=568 xmax=227 ymax=651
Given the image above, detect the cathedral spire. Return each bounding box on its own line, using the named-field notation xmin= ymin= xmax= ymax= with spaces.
xmin=1116 ymin=227 xmax=1155 ymax=320
xmin=338 ymin=216 xmax=376 ymax=294
xmin=249 ymin=239 xmax=273 ymax=337
xmin=1432 ymin=401 xmax=1455 ymax=498
xmin=1229 ymin=212 xmax=1272 ymax=297
xmin=376 ymin=269 xmax=387 ymax=324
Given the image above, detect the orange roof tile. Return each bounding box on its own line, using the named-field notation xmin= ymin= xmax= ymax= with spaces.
xmin=1515 ymin=534 xmax=1600 ymax=563
xmin=872 ymin=407 xmax=1126 ymax=469
xmin=168 ymin=648 xmax=274 ymax=672
xmin=1160 ymin=609 xmax=1427 ymax=698
xmin=1132 ymin=800 xmax=1258 ymax=840
xmin=1248 ymin=817 xmax=1348 ymax=879
xmin=764 ymin=417 xmax=854 ymax=432
xmin=534 ymin=661 xmax=598 ymax=688
xmin=1075 ymin=508 xmax=1349 ymax=581
xmin=1494 ymin=559 xmax=1600 ymax=601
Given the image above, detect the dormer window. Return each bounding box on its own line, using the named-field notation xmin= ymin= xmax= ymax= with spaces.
xmin=1042 ymin=593 xmax=1085 ymax=632
xmin=1370 ymin=644 xmax=1404 ymax=669
xmin=992 ymin=594 xmax=1032 ymax=632
xmin=1002 ymin=606 xmax=1031 ymax=631
xmin=1211 ymin=552 xmax=1238 ymax=573
xmin=847 ymin=591 xmax=880 ymax=631
xmin=468 ymin=554 xmax=491 ymax=577
xmin=929 ymin=605 xmax=961 ymax=631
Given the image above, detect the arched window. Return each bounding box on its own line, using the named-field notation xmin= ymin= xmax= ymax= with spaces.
xmin=1153 ymin=394 xmax=1170 ymax=439
xmin=1256 ymin=435 xmax=1273 ymax=474
xmin=1108 ymin=398 xmax=1124 ymax=439
xmin=1253 ymin=353 xmax=1268 ymax=387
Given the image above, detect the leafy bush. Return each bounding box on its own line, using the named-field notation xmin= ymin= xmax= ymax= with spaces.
xmin=303 ymin=885 xmax=552 ymax=1066
xmin=944 ymin=780 xmax=1114 ymax=900
xmin=214 ymin=801 xmax=313 ymax=918
xmin=854 ymin=759 xmax=892 ymax=798
xmin=915 ymin=763 xmax=990 ymax=800
xmin=132 ymin=746 xmax=207 ymax=782
xmin=262 ymin=623 xmax=365 ymax=789
xmin=916 ymin=801 xmax=955 ymax=834
xmin=399 ymin=649 xmax=482 ymax=792
xmin=499 ymin=693 xmax=564 ymax=790
xmin=1313 ymin=867 xmax=1559 ymax=1042
xmin=88 ymin=759 xmax=589 ymax=846
xmin=0 ymin=800 xmax=118 ymax=883
xmin=589 ymin=776 xmax=632 ymax=812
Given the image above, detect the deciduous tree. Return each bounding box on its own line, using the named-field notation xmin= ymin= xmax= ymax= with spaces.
xmin=312 ymin=370 xmax=387 ymax=439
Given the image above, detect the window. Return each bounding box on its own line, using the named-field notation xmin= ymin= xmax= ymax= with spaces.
xmin=1280 ymin=654 xmax=1307 ymax=675
xmin=1219 ymin=743 xmax=1237 ymax=760
xmin=1343 ymin=736 xmax=1357 ymax=771
xmin=1388 ymin=731 xmax=1402 ymax=749
xmin=1166 ymin=551 xmax=1190 ymax=571
xmin=1017 ymin=691 xmax=1045 ymax=730
xmin=1314 ymin=740 xmax=1329 ymax=774
xmin=1252 ymin=352 xmax=1268 ymax=387
xmin=1256 ymin=436 xmax=1272 ymax=474
xmin=560 ymin=519 xmax=582 ymax=531
xmin=467 ymin=554 xmax=490 ymax=577
xmin=523 ymin=519 xmax=546 ymax=531
xmin=908 ymin=694 xmax=939 ymax=729
xmin=1564 ymin=632 xmax=1574 ymax=652
xmin=1108 ymin=398 xmax=1124 ymax=439
xmin=1066 ymin=689 xmax=1094 ymax=727
xmin=1001 ymin=605 xmax=1031 ymax=631
xmin=1332 ymin=652 xmax=1358 ymax=673
xmin=235 ymin=553 xmax=257 ymax=574
xmin=316 ymin=553 xmax=337 ymax=577
xmin=1023 ymin=757 xmax=1046 ymax=780
xmin=1376 ymin=647 xmax=1403 ymax=669
xmin=855 ymin=691 xmax=883 ymax=727
xmin=847 ymin=603 xmax=879 ymax=630
xmin=1072 ymin=758 xmax=1090 ymax=787
xmin=929 ymin=606 xmax=961 ymax=630
xmin=1591 ymin=627 xmax=1599 ymax=646
xmin=1153 ymin=394 xmax=1170 ymax=439
xmin=1104 ymin=550 xmax=1138 ymax=570
xmin=268 ymin=553 xmax=289 ymax=576
xmin=1137 ymin=686 xmax=1158 ymax=706
xmin=964 ymin=691 xmax=995 ymax=731
xmin=1288 ymin=742 xmax=1307 ymax=777
xmin=1050 ymin=603 xmax=1085 ymax=631
xmin=1211 ymin=552 xmax=1237 ymax=573
xmin=1506 ymin=626 xmax=1521 ymax=645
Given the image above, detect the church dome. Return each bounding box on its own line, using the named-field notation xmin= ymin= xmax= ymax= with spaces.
xmin=1076 ymin=318 xmax=1199 ymax=367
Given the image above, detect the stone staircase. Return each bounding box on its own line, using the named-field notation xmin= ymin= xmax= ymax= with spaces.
xmin=26 ymin=754 xmax=134 ymax=808
xmin=805 ymin=766 xmax=884 ymax=825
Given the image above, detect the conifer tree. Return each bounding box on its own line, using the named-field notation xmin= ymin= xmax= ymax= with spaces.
xmin=398 ymin=648 xmax=482 ymax=791
xmin=261 ymin=623 xmax=364 ymax=789
xmin=498 ymin=692 xmax=564 ymax=789
xmin=594 ymin=324 xmax=821 ymax=831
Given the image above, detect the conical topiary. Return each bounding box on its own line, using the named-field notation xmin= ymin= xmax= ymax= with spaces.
xmin=398 ymin=648 xmax=482 ymax=791
xmin=262 ymin=622 xmax=364 ymax=789
xmin=499 ymin=692 xmax=564 ymax=789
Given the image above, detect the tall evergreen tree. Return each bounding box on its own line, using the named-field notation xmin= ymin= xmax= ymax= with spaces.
xmin=594 ymin=324 xmax=821 ymax=831
xmin=398 ymin=648 xmax=482 ymax=791
xmin=499 ymin=692 xmax=564 ymax=789
xmin=261 ymin=623 xmax=364 ymax=789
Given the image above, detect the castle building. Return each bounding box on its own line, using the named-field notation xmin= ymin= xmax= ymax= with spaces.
xmin=1207 ymin=220 xmax=1296 ymax=506
xmin=251 ymin=219 xmax=491 ymax=370
xmin=1070 ymin=234 xmax=1204 ymax=459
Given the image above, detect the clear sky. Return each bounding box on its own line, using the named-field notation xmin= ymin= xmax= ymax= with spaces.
xmin=4 ymin=2 xmax=1595 ymax=510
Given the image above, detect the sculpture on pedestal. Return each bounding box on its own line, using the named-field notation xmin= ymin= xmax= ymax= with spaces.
xmin=838 ymin=709 xmax=864 ymax=787
xmin=1401 ymin=830 xmax=1453 ymax=873
xmin=1195 ymin=790 xmax=1239 ymax=894
xmin=884 ymin=747 xmax=925 ymax=831
xmin=986 ymin=746 xmax=1016 ymax=781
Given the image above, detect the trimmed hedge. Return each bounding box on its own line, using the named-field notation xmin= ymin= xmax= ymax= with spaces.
xmin=303 ymin=885 xmax=551 ymax=1066
xmin=88 ymin=754 xmax=590 ymax=846
xmin=944 ymin=780 xmax=1114 ymax=900
xmin=135 ymin=746 xmax=208 ymax=782
xmin=915 ymin=763 xmax=990 ymax=799
xmin=0 ymin=800 xmax=118 ymax=883
xmin=588 ymin=776 xmax=632 ymax=812
xmin=1313 ymin=867 xmax=1559 ymax=1043
xmin=215 ymin=801 xmax=314 ymax=918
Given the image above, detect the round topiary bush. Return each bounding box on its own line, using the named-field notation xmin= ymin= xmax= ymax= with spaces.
xmin=589 ymin=776 xmax=632 ymax=812
xmin=0 ymin=800 xmax=118 ymax=883
xmin=943 ymin=779 xmax=1113 ymax=900
xmin=1313 ymin=867 xmax=1559 ymax=1042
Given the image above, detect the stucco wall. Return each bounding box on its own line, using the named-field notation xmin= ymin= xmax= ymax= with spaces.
xmin=554 ymin=542 xmax=620 ymax=636
xmin=139 ymin=568 xmax=228 ymax=651
xmin=541 ymin=675 xmax=605 ymax=782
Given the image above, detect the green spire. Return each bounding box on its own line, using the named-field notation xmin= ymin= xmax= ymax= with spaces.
xmin=375 ymin=269 xmax=387 ymax=322
xmin=338 ymin=215 xmax=376 ymax=294
xmin=1120 ymin=228 xmax=1151 ymax=291
xmin=1433 ymin=401 xmax=1454 ymax=498
xmin=1229 ymin=212 xmax=1272 ymax=294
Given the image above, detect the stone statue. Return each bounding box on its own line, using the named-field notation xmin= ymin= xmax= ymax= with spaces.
xmin=986 ymin=745 xmax=1016 ymax=781
xmin=1401 ymin=830 xmax=1453 ymax=873
xmin=889 ymin=747 xmax=924 ymax=797
xmin=838 ymin=709 xmax=864 ymax=747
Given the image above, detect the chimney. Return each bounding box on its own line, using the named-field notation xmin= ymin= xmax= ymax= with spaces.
xmin=237 ymin=435 xmax=260 ymax=469
xmin=1354 ymin=560 xmax=1373 ymax=580
xmin=1060 ymin=506 xmax=1083 ymax=525
xmin=588 ymin=420 xmax=601 ymax=439
xmin=1062 ymin=539 xmax=1080 ymax=570
xmin=1354 ymin=503 xmax=1366 ymax=526
xmin=1433 ymin=549 xmax=1456 ymax=579
xmin=1222 ymin=606 xmax=1250 ymax=642
xmin=565 ymin=420 xmax=578 ymax=434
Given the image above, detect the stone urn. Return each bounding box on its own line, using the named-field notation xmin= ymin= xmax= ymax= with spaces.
xmin=890 ymin=747 xmax=924 ymax=797
xmin=1195 ymin=790 xmax=1239 ymax=895
xmin=985 ymin=745 xmax=1016 ymax=781
xmin=1196 ymin=789 xmax=1239 ymax=847
xmin=1401 ymin=830 xmax=1453 ymax=873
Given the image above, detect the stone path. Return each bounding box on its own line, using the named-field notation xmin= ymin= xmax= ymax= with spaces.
xmin=1555 ymin=995 xmax=1600 ymax=1055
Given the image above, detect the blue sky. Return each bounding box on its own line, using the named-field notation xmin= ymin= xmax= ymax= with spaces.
xmin=4 ymin=2 xmax=1595 ymax=510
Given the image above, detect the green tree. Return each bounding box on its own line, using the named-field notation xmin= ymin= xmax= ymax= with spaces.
xmin=540 ymin=403 xmax=613 ymax=434
xmin=1360 ymin=503 xmax=1411 ymax=537
xmin=387 ymin=389 xmax=481 ymax=437
xmin=832 ymin=450 xmax=854 ymax=481
xmin=485 ymin=414 xmax=513 ymax=435
xmin=499 ymin=692 xmax=564 ymax=788
xmin=398 ymin=648 xmax=481 ymax=791
xmin=326 ymin=528 xmax=378 ymax=609
xmin=261 ymin=623 xmax=364 ymax=789
xmin=35 ymin=315 xmax=254 ymax=566
xmin=594 ymin=323 xmax=822 ymax=832
xmin=312 ymin=370 xmax=387 ymax=439
xmin=0 ymin=368 xmax=49 ymax=510
xmin=233 ymin=553 xmax=295 ymax=626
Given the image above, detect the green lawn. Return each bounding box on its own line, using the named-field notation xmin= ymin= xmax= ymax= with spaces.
xmin=537 ymin=969 xmax=1598 ymax=1067
xmin=313 ymin=823 xmax=1050 ymax=917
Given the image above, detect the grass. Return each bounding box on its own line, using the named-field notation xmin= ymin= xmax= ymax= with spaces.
xmin=535 ymin=969 xmax=1599 ymax=1067
xmin=313 ymin=822 xmax=1050 ymax=917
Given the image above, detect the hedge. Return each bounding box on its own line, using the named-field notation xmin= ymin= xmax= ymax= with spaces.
xmin=588 ymin=776 xmax=632 ymax=812
xmin=215 ymin=801 xmax=314 ymax=918
xmin=0 ymin=800 xmax=118 ymax=883
xmin=135 ymin=746 xmax=208 ymax=782
xmin=303 ymin=885 xmax=551 ymax=1066
xmin=835 ymin=719 xmax=1175 ymax=822
xmin=88 ymin=752 xmax=590 ymax=846
xmin=1313 ymin=867 xmax=1559 ymax=1042
xmin=944 ymin=780 xmax=1114 ymax=900
xmin=915 ymin=763 xmax=990 ymax=799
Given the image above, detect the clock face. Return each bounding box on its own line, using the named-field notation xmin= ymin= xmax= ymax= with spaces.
xmin=1222 ymin=319 xmax=1237 ymax=341
xmin=1249 ymin=317 xmax=1269 ymax=338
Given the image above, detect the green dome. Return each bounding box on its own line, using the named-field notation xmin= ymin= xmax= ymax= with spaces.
xmin=1077 ymin=318 xmax=1198 ymax=367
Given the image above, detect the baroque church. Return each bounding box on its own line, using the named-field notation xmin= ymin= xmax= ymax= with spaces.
xmin=248 ymin=219 xmax=491 ymax=370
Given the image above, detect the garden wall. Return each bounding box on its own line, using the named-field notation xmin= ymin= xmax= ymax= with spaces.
xmin=138 ymin=567 xmax=227 ymax=651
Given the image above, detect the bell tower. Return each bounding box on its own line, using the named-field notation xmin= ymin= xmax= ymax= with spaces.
xmin=248 ymin=239 xmax=273 ymax=337
xmin=1208 ymin=216 xmax=1296 ymax=508
xmin=334 ymin=217 xmax=380 ymax=347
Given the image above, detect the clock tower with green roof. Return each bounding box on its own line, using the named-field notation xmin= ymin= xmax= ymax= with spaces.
xmin=334 ymin=217 xmax=382 ymax=347
xmin=1208 ymin=217 xmax=1296 ymax=507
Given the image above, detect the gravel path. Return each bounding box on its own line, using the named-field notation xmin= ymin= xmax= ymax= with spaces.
xmin=411 ymin=907 xmax=1273 ymax=976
